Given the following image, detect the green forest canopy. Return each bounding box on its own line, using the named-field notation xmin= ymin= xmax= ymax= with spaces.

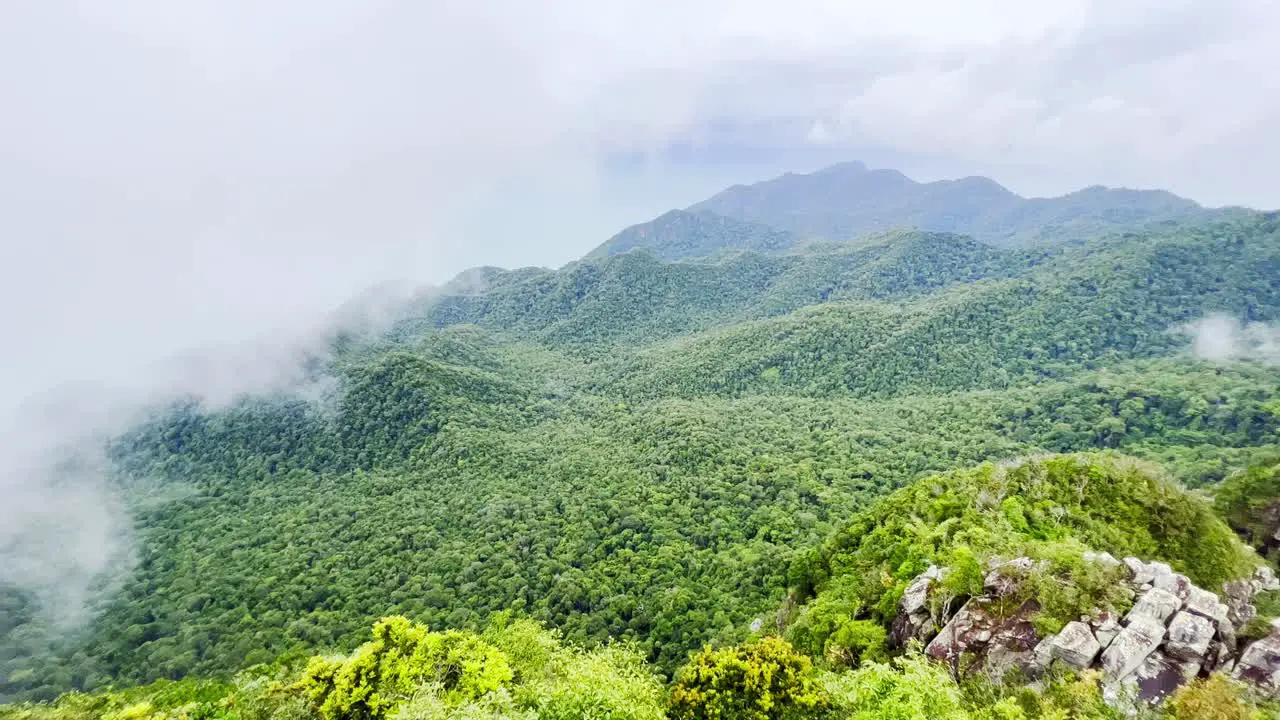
xmin=0 ymin=198 xmax=1278 ymax=719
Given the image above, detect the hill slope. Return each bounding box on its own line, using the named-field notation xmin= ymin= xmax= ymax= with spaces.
xmin=585 ymin=209 xmax=801 ymax=261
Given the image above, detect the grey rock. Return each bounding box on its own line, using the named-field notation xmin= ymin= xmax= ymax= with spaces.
xmin=1182 ymin=585 xmax=1229 ymax=628
xmin=1126 ymin=587 xmax=1181 ymax=625
xmin=1123 ymin=557 xmax=1154 ymax=585
xmin=985 ymin=643 xmax=1038 ymax=682
xmin=1051 ymin=621 xmax=1102 ymax=669
xmin=1151 ymin=565 xmax=1191 ymax=600
xmin=1165 ymin=611 xmax=1214 ymax=662
xmin=899 ymin=570 xmax=936 ymax=616
xmin=1223 ymin=579 xmax=1258 ymax=627
xmin=1256 ymin=566 xmax=1280 ymax=593
xmin=1091 ymin=612 xmax=1122 ymax=648
xmin=1083 ymin=551 xmax=1120 ymax=569
xmin=1233 ymin=632 xmax=1280 ymax=698
xmin=1032 ymin=636 xmax=1055 ymax=670
xmin=891 ymin=566 xmax=950 ymax=648
xmin=1102 ymin=616 xmax=1166 ymax=682
xmin=1148 ymin=561 xmax=1175 ymax=589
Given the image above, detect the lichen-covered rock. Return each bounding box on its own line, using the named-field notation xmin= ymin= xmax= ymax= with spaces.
xmin=1051 ymin=621 xmax=1102 ymax=669
xmin=1127 ymin=587 xmax=1181 ymax=625
xmin=924 ymin=598 xmax=1041 ymax=674
xmin=1102 ymin=616 xmax=1166 ymax=682
xmin=1089 ymin=611 xmax=1122 ymax=649
xmin=1134 ymin=651 xmax=1201 ymax=705
xmin=1182 ymin=585 xmax=1229 ymax=628
xmin=1223 ymin=579 xmax=1259 ymax=627
xmin=1164 ymin=611 xmax=1214 ymax=662
xmin=1233 ymin=632 xmax=1280 ymax=698
xmin=1083 ymin=551 xmax=1120 ymax=569
xmin=900 ymin=566 xmax=941 ymax=616
xmin=1123 ymin=556 xmax=1155 ymax=585
xmin=985 ymin=621 xmax=1046 ymax=682
xmin=890 ymin=565 xmax=949 ymax=648
xmin=889 ymin=556 xmax=1278 ymax=709
xmin=1150 ymin=563 xmax=1191 ymax=601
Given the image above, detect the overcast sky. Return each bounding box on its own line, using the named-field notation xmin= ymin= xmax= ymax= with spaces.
xmin=2 ymin=0 xmax=1279 ymax=402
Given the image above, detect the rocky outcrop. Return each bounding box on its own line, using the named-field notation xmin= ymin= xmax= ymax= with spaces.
xmin=890 ymin=556 xmax=1280 ymax=709
xmin=889 ymin=565 xmax=949 ymax=648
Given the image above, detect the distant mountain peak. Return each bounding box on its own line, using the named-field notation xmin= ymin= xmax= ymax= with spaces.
xmin=681 ymin=162 xmax=1214 ymax=249
xmin=811 ymin=160 xmax=869 ymax=175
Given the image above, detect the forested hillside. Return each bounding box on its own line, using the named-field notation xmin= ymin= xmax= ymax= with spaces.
xmin=2 ymin=167 xmax=1279 ymax=719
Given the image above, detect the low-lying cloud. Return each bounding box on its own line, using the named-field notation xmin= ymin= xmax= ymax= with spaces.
xmin=1181 ymin=313 xmax=1280 ymax=364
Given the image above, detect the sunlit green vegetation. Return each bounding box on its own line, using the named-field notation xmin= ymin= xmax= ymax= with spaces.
xmin=1 ymin=208 xmax=1279 ymax=718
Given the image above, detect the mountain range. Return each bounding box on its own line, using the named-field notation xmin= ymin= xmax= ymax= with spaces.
xmin=589 ymin=160 xmax=1244 ymax=260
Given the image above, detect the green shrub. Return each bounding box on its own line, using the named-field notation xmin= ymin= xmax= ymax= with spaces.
xmin=298 ymin=616 xmax=512 ymax=720
xmin=668 ymin=637 xmax=825 ymax=720
xmin=1163 ymin=673 xmax=1261 ymax=720
xmin=820 ymin=652 xmax=970 ymax=720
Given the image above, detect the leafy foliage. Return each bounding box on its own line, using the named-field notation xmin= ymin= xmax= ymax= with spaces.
xmin=1214 ymin=455 xmax=1280 ymax=561
xmin=298 ymin=616 xmax=513 ymax=720
xmin=667 ymin=637 xmax=825 ymax=720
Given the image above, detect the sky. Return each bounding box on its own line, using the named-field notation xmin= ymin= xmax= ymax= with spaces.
xmin=3 ymin=0 xmax=1280 ymax=397
xmin=1 ymin=0 xmax=1280 ymax=628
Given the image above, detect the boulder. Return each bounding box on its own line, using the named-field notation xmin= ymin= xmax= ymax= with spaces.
xmin=925 ymin=598 xmax=1041 ymax=674
xmin=985 ymin=621 xmax=1045 ymax=682
xmin=1051 ymin=621 xmax=1102 ymax=669
xmin=900 ymin=568 xmax=938 ymax=616
xmin=1233 ymin=632 xmax=1280 ymax=698
xmin=1102 ymin=616 xmax=1166 ymax=682
xmin=1150 ymin=564 xmax=1191 ymax=600
xmin=891 ymin=566 xmax=948 ymax=648
xmin=1123 ymin=557 xmax=1155 ymax=585
xmin=1223 ymin=580 xmax=1258 ymax=627
xmin=1256 ymin=566 xmax=1280 ymax=593
xmin=1090 ymin=611 xmax=1122 ymax=649
xmin=1083 ymin=551 xmax=1120 ymax=569
xmin=1164 ymin=611 xmax=1214 ymax=662
xmin=1182 ymin=585 xmax=1229 ymax=628
xmin=1032 ymin=636 xmax=1055 ymax=670
xmin=1126 ymin=587 xmax=1181 ymax=625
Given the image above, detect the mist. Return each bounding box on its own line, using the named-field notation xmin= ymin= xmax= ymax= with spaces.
xmin=1183 ymin=313 xmax=1280 ymax=365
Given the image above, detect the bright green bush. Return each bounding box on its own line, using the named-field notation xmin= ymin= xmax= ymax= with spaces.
xmin=1162 ymin=673 xmax=1263 ymax=720
xmin=668 ymin=637 xmax=826 ymax=720
xmin=298 ymin=616 xmax=512 ymax=720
